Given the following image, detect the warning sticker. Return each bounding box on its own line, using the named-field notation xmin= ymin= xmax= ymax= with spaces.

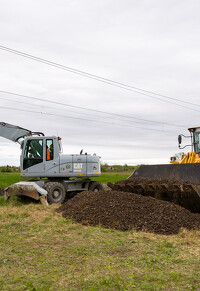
xmin=74 ymin=163 xmax=83 ymax=172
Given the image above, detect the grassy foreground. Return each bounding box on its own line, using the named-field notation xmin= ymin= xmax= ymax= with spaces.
xmin=0 ymin=173 xmax=199 ymax=290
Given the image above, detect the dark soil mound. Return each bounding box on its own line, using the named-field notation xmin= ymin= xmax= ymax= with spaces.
xmin=108 ymin=178 xmax=200 ymax=213
xmin=112 ymin=177 xmax=200 ymax=185
xmin=57 ymin=190 xmax=200 ymax=235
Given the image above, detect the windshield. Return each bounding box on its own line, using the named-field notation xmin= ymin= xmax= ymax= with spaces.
xmin=24 ymin=139 xmax=43 ymax=159
xmin=194 ymin=132 xmax=200 ymax=153
xmin=23 ymin=139 xmax=43 ymax=170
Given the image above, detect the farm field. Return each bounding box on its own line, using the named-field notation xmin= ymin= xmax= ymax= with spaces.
xmin=0 ymin=172 xmax=28 ymax=189
xmin=0 ymin=172 xmax=132 ymax=189
xmin=0 ymin=172 xmax=199 ymax=290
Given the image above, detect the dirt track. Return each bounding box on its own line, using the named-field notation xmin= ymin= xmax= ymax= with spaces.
xmin=57 ymin=190 xmax=200 ymax=235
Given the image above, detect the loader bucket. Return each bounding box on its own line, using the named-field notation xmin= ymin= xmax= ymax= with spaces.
xmin=4 ymin=182 xmax=48 ymax=206
xmin=108 ymin=164 xmax=200 ymax=213
xmin=129 ymin=164 xmax=200 ymax=182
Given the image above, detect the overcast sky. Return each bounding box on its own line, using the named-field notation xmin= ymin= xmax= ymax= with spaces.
xmin=0 ymin=0 xmax=200 ymax=166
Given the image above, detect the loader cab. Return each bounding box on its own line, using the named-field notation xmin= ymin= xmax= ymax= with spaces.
xmin=188 ymin=127 xmax=200 ymax=154
xmin=178 ymin=127 xmax=200 ymax=154
xmin=172 ymin=127 xmax=200 ymax=164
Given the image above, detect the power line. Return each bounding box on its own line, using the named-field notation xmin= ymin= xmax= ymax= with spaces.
xmin=0 ymin=104 xmax=177 ymax=134
xmin=0 ymin=97 xmax=166 ymax=127
xmin=0 ymin=90 xmax=186 ymax=128
xmin=0 ymin=95 xmax=161 ymax=126
xmin=0 ymin=45 xmax=199 ymax=110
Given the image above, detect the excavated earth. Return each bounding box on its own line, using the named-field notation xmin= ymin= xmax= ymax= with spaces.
xmin=57 ymin=190 xmax=200 ymax=235
xmin=108 ymin=177 xmax=200 ymax=213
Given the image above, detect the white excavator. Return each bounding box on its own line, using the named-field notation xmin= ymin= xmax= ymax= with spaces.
xmin=0 ymin=122 xmax=103 ymax=205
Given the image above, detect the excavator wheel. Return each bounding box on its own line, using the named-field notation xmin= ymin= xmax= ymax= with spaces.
xmin=89 ymin=181 xmax=104 ymax=192
xmin=44 ymin=182 xmax=66 ymax=204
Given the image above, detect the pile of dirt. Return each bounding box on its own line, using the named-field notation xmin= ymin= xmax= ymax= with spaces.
xmin=57 ymin=190 xmax=200 ymax=235
xmin=108 ymin=178 xmax=200 ymax=213
xmin=108 ymin=177 xmax=200 ymax=186
xmin=0 ymin=188 xmax=4 ymax=196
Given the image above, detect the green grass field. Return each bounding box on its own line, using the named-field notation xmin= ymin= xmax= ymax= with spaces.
xmin=0 ymin=172 xmax=132 ymax=189
xmin=92 ymin=172 xmax=131 ymax=184
xmin=0 ymin=172 xmax=25 ymax=188
xmin=0 ymin=172 xmax=199 ymax=290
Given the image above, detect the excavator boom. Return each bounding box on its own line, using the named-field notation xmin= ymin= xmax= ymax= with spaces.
xmin=0 ymin=122 xmax=44 ymax=142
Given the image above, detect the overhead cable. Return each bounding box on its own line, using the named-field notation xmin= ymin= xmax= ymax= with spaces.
xmin=0 ymin=90 xmax=186 ymax=128
xmin=0 ymin=104 xmax=177 ymax=134
xmin=0 ymin=45 xmax=199 ymax=110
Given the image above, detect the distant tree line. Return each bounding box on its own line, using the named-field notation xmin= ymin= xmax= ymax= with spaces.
xmin=101 ymin=163 xmax=141 ymax=173
xmin=0 ymin=164 xmax=140 ymax=173
xmin=0 ymin=165 xmax=20 ymax=172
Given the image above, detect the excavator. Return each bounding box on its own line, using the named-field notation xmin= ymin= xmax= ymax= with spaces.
xmin=109 ymin=126 xmax=200 ymax=213
xmin=0 ymin=122 xmax=103 ymax=205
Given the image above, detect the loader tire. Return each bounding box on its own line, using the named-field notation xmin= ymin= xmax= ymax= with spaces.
xmin=44 ymin=182 xmax=66 ymax=204
xmin=89 ymin=181 xmax=104 ymax=192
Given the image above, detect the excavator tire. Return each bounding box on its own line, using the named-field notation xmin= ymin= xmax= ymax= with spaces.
xmin=44 ymin=182 xmax=66 ymax=204
xmin=89 ymin=181 xmax=104 ymax=192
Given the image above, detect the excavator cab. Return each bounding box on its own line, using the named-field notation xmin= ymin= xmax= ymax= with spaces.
xmin=20 ymin=135 xmax=62 ymax=177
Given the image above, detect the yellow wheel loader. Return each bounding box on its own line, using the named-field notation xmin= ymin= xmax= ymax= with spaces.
xmin=130 ymin=126 xmax=200 ymax=181
xmin=110 ymin=127 xmax=200 ymax=213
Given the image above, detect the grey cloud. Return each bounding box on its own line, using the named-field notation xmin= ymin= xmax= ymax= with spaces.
xmin=0 ymin=0 xmax=199 ymax=165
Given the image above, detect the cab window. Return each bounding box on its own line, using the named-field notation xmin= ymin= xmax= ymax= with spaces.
xmin=23 ymin=139 xmax=43 ymax=169
xmin=194 ymin=132 xmax=200 ymax=153
xmin=46 ymin=139 xmax=53 ymax=161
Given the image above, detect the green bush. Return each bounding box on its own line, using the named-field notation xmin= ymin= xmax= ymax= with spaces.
xmin=0 ymin=166 xmax=20 ymax=173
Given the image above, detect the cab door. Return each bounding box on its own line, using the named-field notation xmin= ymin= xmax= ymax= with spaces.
xmin=45 ymin=138 xmax=59 ymax=174
xmin=23 ymin=138 xmax=45 ymax=174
